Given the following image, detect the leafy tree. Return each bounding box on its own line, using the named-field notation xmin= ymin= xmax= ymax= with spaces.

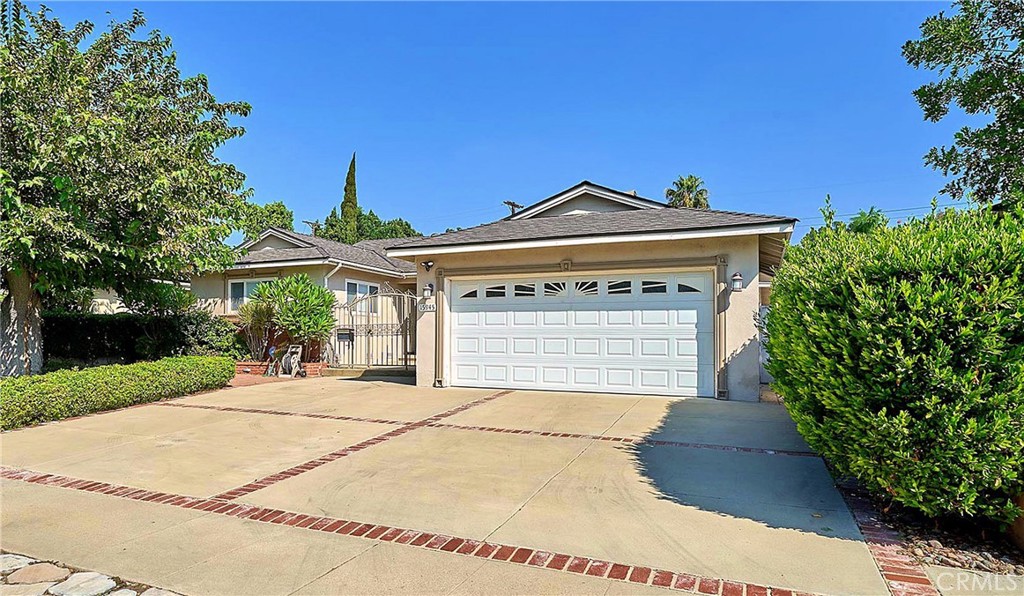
xmin=340 ymin=153 xmax=359 ymax=244
xmin=240 ymin=201 xmax=294 ymax=240
xmin=0 ymin=2 xmax=249 ymax=376
xmin=358 ymin=209 xmax=419 ymax=241
xmin=319 ymin=206 xmax=344 ymax=242
xmin=665 ymin=175 xmax=710 ymax=209
xmin=903 ymin=1 xmax=1024 ymax=206
xmin=847 ymin=207 xmax=890 ymax=234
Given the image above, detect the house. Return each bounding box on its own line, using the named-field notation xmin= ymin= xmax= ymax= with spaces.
xmin=190 ymin=228 xmax=418 ymax=365
xmin=386 ymin=181 xmax=795 ymax=401
xmin=190 ymin=229 xmax=417 ymax=315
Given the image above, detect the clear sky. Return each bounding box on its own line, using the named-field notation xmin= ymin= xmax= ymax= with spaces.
xmin=43 ymin=1 xmax=967 ymax=240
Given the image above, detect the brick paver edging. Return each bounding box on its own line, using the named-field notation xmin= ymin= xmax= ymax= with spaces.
xmin=210 ymin=390 xmax=514 ymax=501
xmin=155 ymin=401 xmax=818 ymax=459
xmin=427 ymin=423 xmax=819 ymax=457
xmin=155 ymin=401 xmax=409 ymax=426
xmin=837 ymin=483 xmax=940 ymax=596
xmin=0 ymin=466 xmax=820 ymax=596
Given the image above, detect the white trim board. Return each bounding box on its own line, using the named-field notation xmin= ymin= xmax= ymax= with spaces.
xmin=388 ymin=222 xmax=795 ymax=258
xmin=227 ymin=258 xmax=413 ymax=279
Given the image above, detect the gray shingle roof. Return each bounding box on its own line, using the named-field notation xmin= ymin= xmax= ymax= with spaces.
xmin=237 ymin=229 xmax=416 ymax=275
xmin=387 ymin=206 xmax=796 ymax=252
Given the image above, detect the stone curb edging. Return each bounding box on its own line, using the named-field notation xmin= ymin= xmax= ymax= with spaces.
xmin=837 ymin=483 xmax=940 ymax=596
xmin=0 ymin=466 xmax=822 ymax=596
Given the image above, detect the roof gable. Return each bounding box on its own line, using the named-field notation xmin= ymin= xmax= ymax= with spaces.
xmin=238 ymin=228 xmax=312 ymax=251
xmin=235 ymin=227 xmax=416 ymax=276
xmin=510 ymin=181 xmax=665 ymax=220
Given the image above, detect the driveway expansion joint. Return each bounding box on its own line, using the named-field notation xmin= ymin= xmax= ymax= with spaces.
xmin=208 ymin=390 xmax=514 ymax=501
xmin=1 ymin=465 xmax=824 ymax=596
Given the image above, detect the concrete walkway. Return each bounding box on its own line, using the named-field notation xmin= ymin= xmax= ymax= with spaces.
xmin=1 ymin=378 xmax=889 ymax=595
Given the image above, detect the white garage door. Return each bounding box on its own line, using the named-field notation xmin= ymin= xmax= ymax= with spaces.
xmin=449 ymin=272 xmax=714 ymax=397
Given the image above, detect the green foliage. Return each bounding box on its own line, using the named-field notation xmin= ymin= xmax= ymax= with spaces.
xmin=119 ymin=283 xmax=197 ymax=316
xmin=358 ymin=209 xmax=420 ymax=241
xmin=314 ymin=153 xmax=419 ymax=244
xmin=0 ymin=1 xmax=250 ymax=372
xmin=903 ymin=1 xmax=1024 ymax=206
xmin=42 ymin=311 xmax=245 ymax=363
xmin=237 ymin=300 xmax=274 ymax=360
xmin=665 ymin=175 xmax=710 ymax=209
xmin=240 ymin=201 xmax=294 ymax=240
xmin=847 ymin=207 xmax=890 ymax=234
xmin=765 ymin=206 xmax=1024 ymax=524
xmin=250 ymin=274 xmax=335 ymax=351
xmin=0 ymin=356 xmax=235 ymax=429
xmin=340 ymin=153 xmax=360 ymax=244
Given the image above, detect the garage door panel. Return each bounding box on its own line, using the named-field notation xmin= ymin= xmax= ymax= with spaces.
xmin=450 ymin=271 xmax=715 ymax=397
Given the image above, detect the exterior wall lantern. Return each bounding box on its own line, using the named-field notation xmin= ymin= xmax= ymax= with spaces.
xmin=422 ymin=283 xmax=434 ymax=298
xmin=730 ymin=272 xmax=744 ymax=292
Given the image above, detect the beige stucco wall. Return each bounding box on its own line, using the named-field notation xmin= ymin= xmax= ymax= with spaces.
xmin=538 ymin=195 xmax=642 ymax=217
xmin=248 ymin=235 xmax=303 ymax=250
xmin=407 ymin=234 xmax=764 ymax=401
xmin=191 ymin=265 xmax=413 ymax=316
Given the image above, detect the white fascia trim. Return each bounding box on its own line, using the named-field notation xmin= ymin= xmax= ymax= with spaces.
xmin=388 ymin=222 xmax=795 ymax=258
xmin=227 ymin=258 xmax=331 ymax=270
xmin=237 ymin=228 xmax=312 ymax=251
xmin=227 ymin=258 xmax=412 ymax=279
xmin=510 ymin=185 xmax=663 ymax=220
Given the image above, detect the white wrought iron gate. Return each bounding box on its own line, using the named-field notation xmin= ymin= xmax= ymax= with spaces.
xmin=325 ymin=290 xmax=417 ymax=370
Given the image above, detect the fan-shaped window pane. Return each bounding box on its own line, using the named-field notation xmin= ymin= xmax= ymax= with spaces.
xmin=575 ymin=280 xmax=599 ymax=296
xmin=543 ymin=282 xmax=567 ymax=297
xmin=641 ymin=280 xmax=668 ymax=294
xmin=460 ymin=289 xmax=478 ymax=299
xmin=514 ymin=283 xmax=536 ymax=297
xmin=485 ymin=285 xmax=506 ymax=298
xmin=608 ymin=280 xmax=632 ymax=295
xmin=677 ymin=283 xmax=700 ymax=293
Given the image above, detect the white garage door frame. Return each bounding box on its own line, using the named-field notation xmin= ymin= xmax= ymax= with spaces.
xmin=442 ymin=266 xmax=719 ymax=398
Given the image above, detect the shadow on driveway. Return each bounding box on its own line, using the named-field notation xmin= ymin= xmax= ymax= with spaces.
xmin=625 ymin=398 xmax=863 ymax=540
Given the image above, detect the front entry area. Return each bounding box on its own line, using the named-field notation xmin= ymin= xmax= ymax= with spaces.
xmin=449 ymin=271 xmax=715 ymax=397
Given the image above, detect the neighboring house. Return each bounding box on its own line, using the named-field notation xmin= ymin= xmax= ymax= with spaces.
xmin=386 ymin=181 xmax=796 ymax=401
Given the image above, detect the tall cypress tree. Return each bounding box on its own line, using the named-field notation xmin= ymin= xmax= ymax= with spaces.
xmin=340 ymin=153 xmax=359 ymax=244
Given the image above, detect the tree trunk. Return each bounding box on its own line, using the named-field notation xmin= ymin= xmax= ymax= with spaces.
xmin=1011 ymin=494 xmax=1024 ymax=552
xmin=1 ymin=268 xmax=43 ymax=376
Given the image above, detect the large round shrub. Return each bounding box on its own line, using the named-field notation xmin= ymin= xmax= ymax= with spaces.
xmin=766 ymin=207 xmax=1024 ymax=524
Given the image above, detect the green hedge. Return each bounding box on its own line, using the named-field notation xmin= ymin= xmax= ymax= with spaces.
xmin=42 ymin=311 xmax=246 ymax=364
xmin=765 ymin=207 xmax=1024 ymax=525
xmin=0 ymin=356 xmax=236 ymax=430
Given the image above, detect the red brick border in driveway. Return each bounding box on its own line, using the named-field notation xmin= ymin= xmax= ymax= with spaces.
xmin=157 ymin=401 xmax=819 ymax=458
xmin=210 ymin=390 xmax=513 ymax=500
xmin=838 ymin=484 xmax=940 ymax=596
xmin=0 ymin=466 xmax=821 ymax=596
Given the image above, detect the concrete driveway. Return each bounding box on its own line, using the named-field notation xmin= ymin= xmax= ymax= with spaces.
xmin=1 ymin=378 xmax=888 ymax=595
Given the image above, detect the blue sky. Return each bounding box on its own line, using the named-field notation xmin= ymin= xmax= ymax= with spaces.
xmin=46 ymin=1 xmax=965 ymax=239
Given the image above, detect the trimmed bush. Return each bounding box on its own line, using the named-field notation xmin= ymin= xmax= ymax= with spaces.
xmin=42 ymin=310 xmax=246 ymax=364
xmin=0 ymin=356 xmax=235 ymax=430
xmin=766 ymin=207 xmax=1024 ymax=524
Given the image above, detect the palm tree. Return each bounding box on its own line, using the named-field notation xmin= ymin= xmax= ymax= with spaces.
xmin=665 ymin=175 xmax=710 ymax=209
